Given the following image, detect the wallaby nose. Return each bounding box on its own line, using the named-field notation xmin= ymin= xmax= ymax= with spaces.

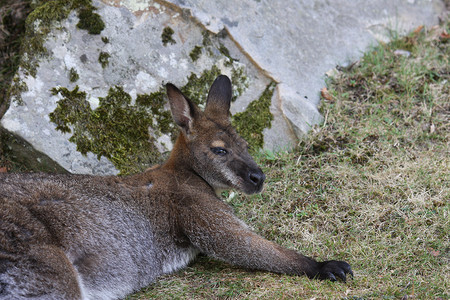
xmin=249 ymin=170 xmax=265 ymax=186
xmin=243 ymin=169 xmax=265 ymax=194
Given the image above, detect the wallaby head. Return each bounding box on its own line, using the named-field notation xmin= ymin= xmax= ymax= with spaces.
xmin=165 ymin=75 xmax=265 ymax=194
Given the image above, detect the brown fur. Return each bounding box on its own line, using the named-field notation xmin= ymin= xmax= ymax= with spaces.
xmin=0 ymin=75 xmax=352 ymax=299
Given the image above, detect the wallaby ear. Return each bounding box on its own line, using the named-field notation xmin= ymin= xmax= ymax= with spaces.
xmin=166 ymin=83 xmax=198 ymax=133
xmin=204 ymin=75 xmax=232 ymax=120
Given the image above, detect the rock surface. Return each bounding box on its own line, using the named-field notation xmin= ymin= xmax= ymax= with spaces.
xmin=0 ymin=0 xmax=445 ymax=174
xmin=170 ymin=0 xmax=446 ymax=136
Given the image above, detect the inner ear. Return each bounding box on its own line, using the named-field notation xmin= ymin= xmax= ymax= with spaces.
xmin=166 ymin=83 xmax=198 ymax=133
xmin=204 ymin=75 xmax=232 ymax=120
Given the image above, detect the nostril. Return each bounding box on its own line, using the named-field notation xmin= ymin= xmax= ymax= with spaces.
xmin=249 ymin=171 xmax=265 ymax=186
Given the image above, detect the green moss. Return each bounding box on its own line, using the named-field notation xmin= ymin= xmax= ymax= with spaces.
xmin=161 ymin=26 xmax=176 ymax=46
xmin=230 ymin=67 xmax=249 ymax=102
xmin=98 ymin=51 xmax=110 ymax=68
xmin=7 ymin=0 xmax=105 ymax=104
xmin=22 ymin=1 xmax=68 ymax=76
xmin=49 ymin=85 xmax=176 ymax=175
xmin=49 ymin=86 xmax=89 ymax=133
xmin=76 ymin=7 xmax=104 ymax=35
xmin=189 ymin=45 xmax=203 ymax=62
xmin=219 ymin=43 xmax=236 ymax=66
xmin=101 ymin=36 xmax=109 ymax=43
xmin=19 ymin=0 xmax=103 ymax=78
xmin=8 ymin=75 xmax=28 ymax=105
xmin=181 ymin=65 xmax=222 ymax=106
xmin=180 ymin=65 xmax=249 ymax=107
xmin=187 ymin=30 xmax=250 ymax=103
xmin=69 ymin=67 xmax=79 ymax=82
xmin=218 ymin=44 xmax=231 ymax=58
xmin=135 ymin=91 xmax=175 ymax=138
xmin=202 ymin=31 xmax=213 ymax=47
xmin=202 ymin=31 xmax=214 ymax=56
xmin=232 ymin=82 xmax=276 ymax=151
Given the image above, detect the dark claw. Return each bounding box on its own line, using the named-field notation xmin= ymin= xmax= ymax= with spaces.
xmin=326 ymin=272 xmax=337 ymax=281
xmin=317 ymin=260 xmax=353 ymax=282
xmin=335 ymin=270 xmax=347 ymax=282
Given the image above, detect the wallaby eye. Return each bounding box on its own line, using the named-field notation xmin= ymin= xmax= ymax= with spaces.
xmin=211 ymin=147 xmax=228 ymax=156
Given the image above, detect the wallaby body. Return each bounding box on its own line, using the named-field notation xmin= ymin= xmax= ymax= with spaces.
xmin=0 ymin=76 xmax=352 ymax=299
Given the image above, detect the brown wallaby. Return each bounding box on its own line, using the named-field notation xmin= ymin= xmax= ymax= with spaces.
xmin=0 ymin=75 xmax=352 ymax=299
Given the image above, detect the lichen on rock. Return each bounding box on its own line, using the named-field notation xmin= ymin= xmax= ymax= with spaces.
xmin=181 ymin=65 xmax=222 ymax=107
xmin=161 ymin=26 xmax=176 ymax=46
xmin=8 ymin=75 xmax=28 ymax=105
xmin=76 ymin=6 xmax=104 ymax=34
xmin=232 ymin=82 xmax=276 ymax=151
xmin=189 ymin=45 xmax=202 ymax=62
xmin=49 ymin=85 xmax=173 ymax=175
xmin=22 ymin=0 xmax=104 ymax=75
xmin=179 ymin=64 xmax=250 ymax=108
xmin=9 ymin=0 xmax=105 ymax=104
xmin=98 ymin=51 xmax=110 ymax=68
xmin=69 ymin=67 xmax=79 ymax=82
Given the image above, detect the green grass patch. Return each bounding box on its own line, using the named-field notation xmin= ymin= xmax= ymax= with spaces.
xmin=129 ymin=24 xmax=449 ymax=299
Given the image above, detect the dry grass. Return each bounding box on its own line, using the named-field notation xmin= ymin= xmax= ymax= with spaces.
xmin=129 ymin=23 xmax=449 ymax=299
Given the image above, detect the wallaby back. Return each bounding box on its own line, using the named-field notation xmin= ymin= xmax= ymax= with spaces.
xmin=0 ymin=75 xmax=351 ymax=300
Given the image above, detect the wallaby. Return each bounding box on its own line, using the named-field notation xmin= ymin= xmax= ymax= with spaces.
xmin=0 ymin=75 xmax=352 ymax=299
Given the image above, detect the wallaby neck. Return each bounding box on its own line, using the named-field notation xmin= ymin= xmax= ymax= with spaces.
xmin=122 ymin=132 xmax=197 ymax=187
xmin=162 ymin=133 xmax=216 ymax=193
xmin=163 ymin=132 xmax=194 ymax=173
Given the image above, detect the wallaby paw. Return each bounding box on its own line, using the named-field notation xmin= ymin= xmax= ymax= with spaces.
xmin=317 ymin=260 xmax=353 ymax=282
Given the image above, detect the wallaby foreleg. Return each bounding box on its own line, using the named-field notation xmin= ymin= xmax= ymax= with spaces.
xmin=182 ymin=204 xmax=352 ymax=281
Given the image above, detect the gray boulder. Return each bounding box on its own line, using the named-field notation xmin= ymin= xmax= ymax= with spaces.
xmin=0 ymin=0 xmax=445 ymax=174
